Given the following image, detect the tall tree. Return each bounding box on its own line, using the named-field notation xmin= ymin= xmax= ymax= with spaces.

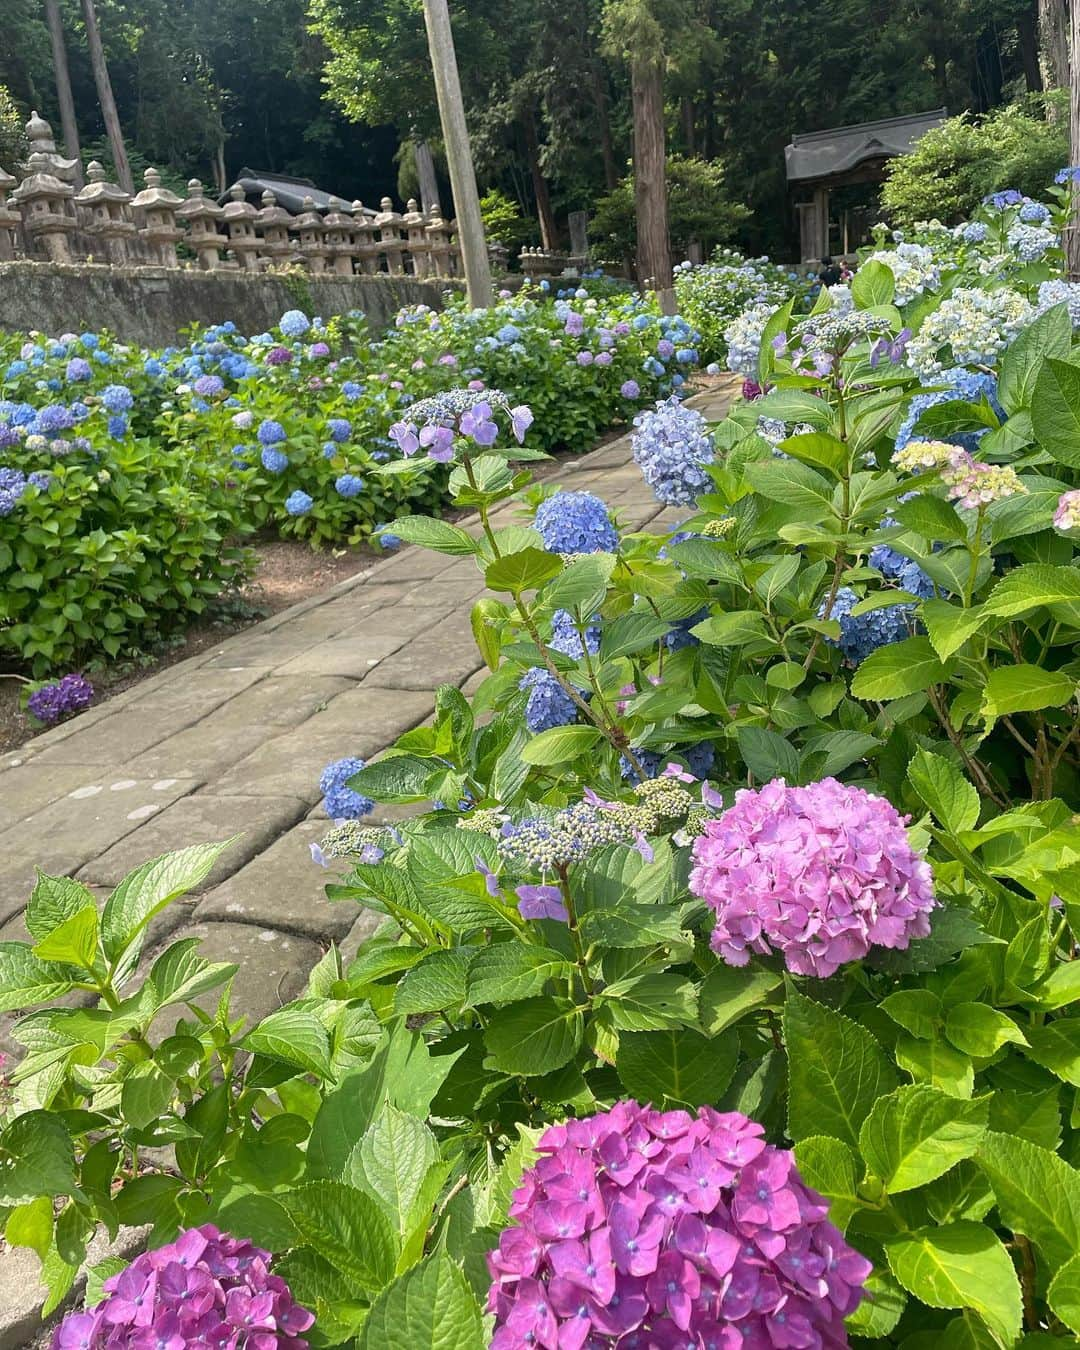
xmin=43 ymin=0 xmax=83 ymax=184
xmin=79 ymin=0 xmax=132 ymax=190
xmin=603 ymin=0 xmax=673 ymax=305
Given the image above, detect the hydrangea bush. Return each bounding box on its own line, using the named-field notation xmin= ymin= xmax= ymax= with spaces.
xmin=0 ymin=287 xmax=698 ymax=674
xmin=12 ymin=176 xmax=1080 ymax=1350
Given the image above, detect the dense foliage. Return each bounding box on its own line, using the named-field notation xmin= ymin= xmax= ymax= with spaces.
xmin=13 ymin=171 xmax=1080 ymax=1349
xmin=0 ymin=289 xmax=699 ymax=675
xmin=0 ymin=0 xmax=1056 ymax=257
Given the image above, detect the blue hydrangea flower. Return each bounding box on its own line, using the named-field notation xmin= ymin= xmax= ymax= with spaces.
xmin=621 ymin=741 xmax=715 ymax=784
xmin=79 ymin=333 xmax=99 ymax=350
xmin=327 ymin=417 xmax=352 ymax=442
xmin=257 ymin=418 xmax=287 ymax=446
xmin=319 ymin=756 xmax=374 ymax=819
xmin=376 ymin=527 xmax=401 ymax=549
xmin=101 ymin=384 xmax=133 ymax=414
xmin=632 ymin=396 xmax=714 ymax=507
xmin=279 ymin=309 xmax=311 ymax=338
xmin=819 ymin=586 xmax=914 ymax=664
xmin=66 ymin=357 xmax=92 ymax=382
xmin=342 ymin=381 xmax=364 ymax=401
xmin=335 ymin=473 xmax=364 ymax=497
xmin=1019 ymin=200 xmax=1051 ymax=224
xmin=535 ymin=490 xmax=618 ymax=553
xmin=107 ymin=415 xmax=128 ymax=439
xmin=285 ymin=490 xmax=313 ymax=516
xmin=894 ymin=367 xmax=1003 ymax=455
xmin=520 ymin=667 xmax=579 ymax=732
xmin=36 ymin=404 xmax=75 ymax=434
xmin=0 ymin=467 xmax=27 ymax=515
xmin=261 ymin=446 xmax=288 ymax=473
xmin=961 ymin=222 xmax=988 ymax=244
xmin=550 ymin=609 xmax=600 ymax=660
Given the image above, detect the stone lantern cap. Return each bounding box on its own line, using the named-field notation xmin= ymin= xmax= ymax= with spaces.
xmin=176 ymin=179 xmax=224 ymax=223
xmin=375 ymin=196 xmax=403 ymax=227
xmin=21 ymin=111 xmax=79 ymax=182
xmin=11 ymin=158 xmax=74 ymax=204
xmin=293 ymin=196 xmax=325 ymax=232
xmin=402 ymin=198 xmax=426 ymax=228
xmin=222 ymin=183 xmax=257 ymax=223
xmin=323 ymin=196 xmax=354 ymax=227
xmin=76 ymin=161 xmax=131 ymax=205
xmin=255 ymin=189 xmax=292 ymax=229
xmin=131 ymin=167 xmax=182 ymax=210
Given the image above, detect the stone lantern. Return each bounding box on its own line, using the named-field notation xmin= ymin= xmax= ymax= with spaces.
xmin=131 ymin=168 xmax=183 ymax=267
xmin=75 ymin=161 xmax=136 ymax=265
xmin=374 ymin=196 xmax=405 ymax=274
xmin=401 ymin=198 xmax=431 ymax=278
xmin=350 ymin=201 xmax=379 ymax=275
xmin=0 ymin=167 xmax=20 ymax=260
xmin=20 ymin=110 xmax=78 ymax=184
xmin=292 ymin=196 xmax=328 ymax=273
xmin=426 ymin=202 xmax=453 ymax=278
xmin=446 ymin=218 xmax=464 ymax=277
xmin=176 ymin=179 xmax=224 ymax=269
xmin=254 ymin=189 xmax=292 ymax=270
xmin=12 ymin=158 xmax=76 ymax=263
xmin=323 ymin=197 xmax=356 ymax=276
xmin=222 ymin=183 xmax=260 ymax=271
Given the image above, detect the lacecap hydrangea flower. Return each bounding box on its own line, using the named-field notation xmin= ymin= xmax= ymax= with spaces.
xmin=487 ymin=1100 xmax=871 ymax=1350
xmin=536 ymin=490 xmax=618 ymax=553
xmin=51 ymin=1224 xmax=314 ymax=1350
xmin=690 ymin=777 xmax=935 ymax=977
xmin=319 ymin=757 xmax=375 ymax=819
xmin=631 ymin=396 xmax=715 ymax=507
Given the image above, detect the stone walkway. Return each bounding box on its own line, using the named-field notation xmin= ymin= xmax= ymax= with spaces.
xmin=0 ymin=384 xmax=735 ymax=1045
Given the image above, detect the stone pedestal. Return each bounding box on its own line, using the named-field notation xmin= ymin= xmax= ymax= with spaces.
xmin=426 ymin=204 xmax=453 ymax=278
xmin=350 ymin=201 xmax=380 ymax=275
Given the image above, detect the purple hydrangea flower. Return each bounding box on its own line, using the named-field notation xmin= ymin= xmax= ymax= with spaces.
xmin=266 ymin=345 xmax=293 ymax=366
xmin=192 ymin=374 xmax=224 ymax=397
xmin=66 ymin=358 xmax=92 ymax=382
xmin=487 ymin=1102 xmax=871 ymax=1349
xmin=632 ymin=396 xmax=714 ymax=507
xmin=535 ymin=490 xmax=618 ymax=554
xmin=319 ymin=756 xmax=375 ymax=819
xmin=51 ymin=1225 xmax=314 ymax=1350
xmin=520 ymin=668 xmax=579 ymax=732
xmin=621 ymin=379 xmax=641 ymax=399
xmin=27 ymin=673 xmax=94 ymax=724
xmin=690 ymin=777 xmax=936 ymax=976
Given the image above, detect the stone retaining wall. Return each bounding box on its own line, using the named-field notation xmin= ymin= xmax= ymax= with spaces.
xmin=0 ymin=261 xmax=459 ymax=343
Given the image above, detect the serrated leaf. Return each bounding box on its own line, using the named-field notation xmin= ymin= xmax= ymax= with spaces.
xmin=357 ymin=1105 xmax=438 ymax=1234
xmin=101 ymin=841 xmax=235 ymax=965
xmin=520 ymin=723 xmax=601 ymax=765
xmin=976 ymin=1130 xmax=1080 ymax=1268
xmin=895 ymin=1034 xmax=974 ymax=1098
xmin=851 ymin=636 xmax=951 ymax=701
xmin=944 ymin=1003 xmax=1028 ymax=1056
xmin=281 ymin=1180 xmax=397 ymax=1293
xmin=885 ymin=1221 xmax=1021 ymax=1348
xmin=880 ymin=989 xmax=943 ymax=1041
xmin=998 ymin=303 xmax=1072 ymax=414
xmin=485 ymin=546 xmax=563 ymax=595
xmin=784 ymin=988 xmax=898 ymax=1149
xmin=616 ymin=1028 xmax=738 ymax=1108
xmin=394 ymin=949 xmax=472 ymax=1016
xmin=793 ymin=1136 xmax=862 ymax=1231
xmin=242 ymin=1006 xmax=333 ymax=1079
xmin=1049 ymin=1253 xmax=1080 ymax=1335
xmin=32 ymin=904 xmax=98 ymax=970
xmin=25 ymin=873 xmax=97 ymax=942
xmin=0 ymin=942 xmax=74 ymax=1012
xmin=859 ymin=1084 xmax=988 ymax=1193
xmin=120 ymin=1064 xmax=176 ymax=1130
xmin=484 ymin=997 xmax=583 ymax=1076
xmin=148 ymin=938 xmax=236 ymax=1008
xmin=698 ymin=964 xmax=781 ymax=1035
xmin=597 ymin=973 xmax=698 ymax=1031
xmin=388 ymin=515 xmax=479 ymax=556
xmin=357 ymin=1251 xmax=485 ymax=1350
xmin=465 ymin=944 xmax=574 ymax=1006
xmin=907 ymin=748 xmax=979 ymax=834
xmin=1032 ymin=356 xmax=1080 ymax=467
xmin=981 ymin=665 xmax=1076 ymax=719
xmin=984 ymin=563 xmax=1080 ymax=624
xmin=921 ymin=600 xmax=990 ymax=662
xmin=0 ymin=1111 xmax=77 ymax=1204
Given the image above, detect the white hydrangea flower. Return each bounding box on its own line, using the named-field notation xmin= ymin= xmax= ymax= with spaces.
xmin=863 ymin=243 xmax=940 ymax=305
xmin=907 ymin=286 xmax=1034 ymax=377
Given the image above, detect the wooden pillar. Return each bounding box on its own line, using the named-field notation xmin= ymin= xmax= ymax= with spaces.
xmin=420 ymin=0 xmax=492 ymax=306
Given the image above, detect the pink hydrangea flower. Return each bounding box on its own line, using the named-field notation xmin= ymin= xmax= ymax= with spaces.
xmin=51 ymin=1225 xmax=314 ymax=1350
xmin=689 ymin=777 xmax=935 ymax=977
xmin=487 ymin=1101 xmax=870 ymax=1348
xmin=1054 ymin=489 xmax=1080 ymax=531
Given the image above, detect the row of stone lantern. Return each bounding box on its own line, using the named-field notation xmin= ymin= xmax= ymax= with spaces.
xmin=1 ymin=110 xmax=465 ymax=279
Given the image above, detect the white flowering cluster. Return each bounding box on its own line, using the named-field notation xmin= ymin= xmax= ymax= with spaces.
xmin=907 ymin=286 xmax=1034 ymax=377
xmin=825 ymin=284 xmax=854 ymax=314
xmin=723 ymin=302 xmax=778 ymax=378
xmin=864 ymin=243 xmax=940 ymax=305
xmin=1036 ymin=279 xmax=1080 ymax=328
xmin=1007 ymin=222 xmax=1058 ymax=262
